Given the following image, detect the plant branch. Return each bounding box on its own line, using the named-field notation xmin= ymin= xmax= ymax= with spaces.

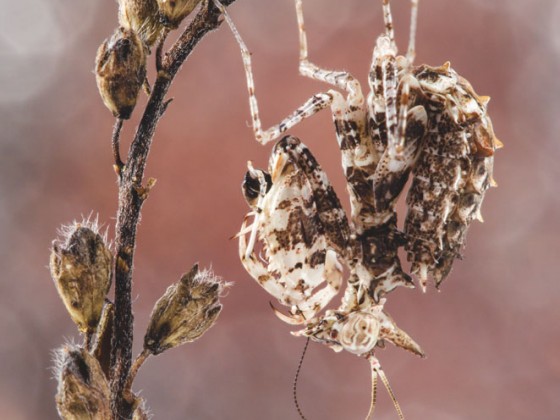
xmin=123 ymin=349 xmax=150 ymax=401
xmin=112 ymin=118 xmax=124 ymax=176
xmin=109 ymin=1 xmax=238 ymax=418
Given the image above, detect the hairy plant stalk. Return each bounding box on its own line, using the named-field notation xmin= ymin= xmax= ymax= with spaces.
xmin=109 ymin=1 xmax=237 ymax=417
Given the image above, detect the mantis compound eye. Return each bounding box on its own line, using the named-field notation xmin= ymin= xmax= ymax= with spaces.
xmin=241 ymin=169 xmax=272 ymax=207
xmin=339 ymin=312 xmax=380 ymax=355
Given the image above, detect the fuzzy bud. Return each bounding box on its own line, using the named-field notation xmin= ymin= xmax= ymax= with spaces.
xmin=95 ymin=27 xmax=147 ymax=119
xmin=133 ymin=403 xmax=150 ymax=420
xmin=157 ymin=0 xmax=202 ymax=29
xmin=54 ymin=345 xmax=111 ymax=420
xmin=50 ymin=221 xmax=113 ymax=334
xmin=118 ymin=0 xmax=164 ymax=47
xmin=144 ymin=264 xmax=227 ymax=355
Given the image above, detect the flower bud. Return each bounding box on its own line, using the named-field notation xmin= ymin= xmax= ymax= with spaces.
xmin=144 ymin=264 xmax=227 ymax=355
xmin=95 ymin=27 xmax=147 ymax=119
xmin=118 ymin=0 xmax=164 ymax=46
xmin=50 ymin=221 xmax=113 ymax=334
xmin=54 ymin=345 xmax=111 ymax=420
xmin=157 ymin=0 xmax=202 ymax=29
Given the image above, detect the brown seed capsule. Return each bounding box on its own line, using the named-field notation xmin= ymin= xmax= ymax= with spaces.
xmin=95 ymin=27 xmax=147 ymax=119
xmin=54 ymin=345 xmax=111 ymax=420
xmin=118 ymin=0 xmax=164 ymax=47
xmin=144 ymin=264 xmax=227 ymax=355
xmin=133 ymin=402 xmax=150 ymax=420
xmin=157 ymin=0 xmax=202 ymax=29
xmin=50 ymin=221 xmax=113 ymax=334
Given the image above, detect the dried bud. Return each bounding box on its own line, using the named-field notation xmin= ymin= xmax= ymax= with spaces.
xmin=157 ymin=0 xmax=202 ymax=29
xmin=133 ymin=402 xmax=150 ymax=420
xmin=118 ymin=0 xmax=164 ymax=46
xmin=50 ymin=220 xmax=113 ymax=334
xmin=95 ymin=27 xmax=147 ymax=119
xmin=144 ymin=264 xmax=227 ymax=355
xmin=54 ymin=345 xmax=111 ymax=420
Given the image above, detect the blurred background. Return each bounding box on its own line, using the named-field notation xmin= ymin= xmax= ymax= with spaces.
xmin=1 ymin=0 xmax=559 ymax=418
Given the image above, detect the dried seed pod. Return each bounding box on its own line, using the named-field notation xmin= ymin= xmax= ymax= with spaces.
xmin=50 ymin=221 xmax=113 ymax=334
xmin=144 ymin=264 xmax=227 ymax=355
xmin=133 ymin=402 xmax=150 ymax=420
xmin=157 ymin=0 xmax=202 ymax=29
xmin=54 ymin=345 xmax=111 ymax=420
xmin=118 ymin=0 xmax=163 ymax=46
xmin=95 ymin=27 xmax=147 ymax=119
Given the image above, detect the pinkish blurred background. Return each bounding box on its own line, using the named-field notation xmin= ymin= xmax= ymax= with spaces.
xmin=1 ymin=0 xmax=559 ymax=419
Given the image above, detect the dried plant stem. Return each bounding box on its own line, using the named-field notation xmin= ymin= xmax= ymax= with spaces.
xmin=112 ymin=118 xmax=124 ymax=174
xmin=109 ymin=1 xmax=237 ymax=418
xmin=84 ymin=331 xmax=94 ymax=352
xmin=123 ymin=349 xmax=151 ymax=400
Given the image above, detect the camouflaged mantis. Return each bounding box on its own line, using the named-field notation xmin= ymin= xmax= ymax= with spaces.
xmin=219 ymin=0 xmax=501 ymax=417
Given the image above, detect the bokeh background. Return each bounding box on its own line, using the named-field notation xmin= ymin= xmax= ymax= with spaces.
xmin=1 ymin=0 xmax=559 ymax=418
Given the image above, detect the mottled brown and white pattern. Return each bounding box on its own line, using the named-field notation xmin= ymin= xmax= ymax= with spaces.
xmin=219 ymin=0 xmax=499 ymax=418
xmin=236 ymin=135 xmax=425 ymax=420
xmin=404 ymin=63 xmax=500 ymax=289
xmin=222 ymin=0 xmax=499 ymax=294
xmin=219 ymin=0 xmax=427 ymax=304
xmin=238 ymin=136 xmax=351 ymax=324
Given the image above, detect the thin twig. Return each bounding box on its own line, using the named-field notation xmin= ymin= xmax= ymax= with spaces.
xmin=156 ymin=29 xmax=170 ymax=73
xmin=123 ymin=349 xmax=151 ymax=400
xmin=84 ymin=331 xmax=94 ymax=352
xmin=112 ymin=118 xmax=124 ymax=176
xmin=109 ymin=1 xmax=239 ymax=418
